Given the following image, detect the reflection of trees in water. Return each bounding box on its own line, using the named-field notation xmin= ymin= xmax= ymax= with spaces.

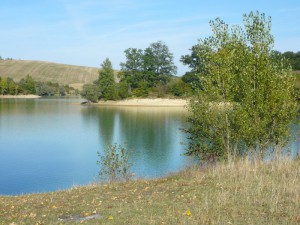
xmin=81 ymin=106 xmax=116 ymax=145
xmin=290 ymin=118 xmax=300 ymax=156
xmin=0 ymin=98 xmax=79 ymax=116
xmin=119 ymin=108 xmax=176 ymax=153
xmin=118 ymin=107 xmax=187 ymax=173
xmin=0 ymin=99 xmax=38 ymax=115
xmin=80 ymin=106 xmax=188 ymax=175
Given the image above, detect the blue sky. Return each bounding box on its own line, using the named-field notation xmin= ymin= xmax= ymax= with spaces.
xmin=1 ymin=0 xmax=299 ymax=75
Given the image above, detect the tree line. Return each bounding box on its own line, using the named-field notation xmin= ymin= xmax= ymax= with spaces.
xmin=0 ymin=56 xmax=13 ymax=60
xmin=0 ymin=75 xmax=77 ymax=96
xmin=280 ymin=51 xmax=300 ymax=70
xmin=81 ymin=41 xmax=193 ymax=102
xmin=80 ymin=42 xmax=299 ymax=103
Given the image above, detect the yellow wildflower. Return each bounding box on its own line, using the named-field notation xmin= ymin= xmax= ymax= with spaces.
xmin=186 ymin=210 xmax=192 ymax=216
xmin=108 ymin=215 xmax=113 ymax=220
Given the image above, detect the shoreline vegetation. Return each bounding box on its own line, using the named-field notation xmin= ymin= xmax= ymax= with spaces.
xmin=1 ymin=158 xmax=299 ymax=224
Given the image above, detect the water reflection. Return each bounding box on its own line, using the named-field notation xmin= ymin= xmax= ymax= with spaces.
xmin=0 ymin=98 xmax=39 ymax=115
xmin=0 ymin=98 xmax=298 ymax=195
xmin=289 ymin=117 xmax=300 ymax=156
xmin=80 ymin=106 xmax=190 ymax=177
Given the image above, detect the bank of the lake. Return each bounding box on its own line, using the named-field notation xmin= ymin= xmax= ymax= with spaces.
xmin=0 ymin=94 xmax=41 ymax=99
xmin=1 ymin=158 xmax=299 ymax=224
xmin=94 ymin=98 xmax=188 ymax=107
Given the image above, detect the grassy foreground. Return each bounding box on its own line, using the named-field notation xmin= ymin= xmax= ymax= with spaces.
xmin=1 ymin=159 xmax=299 ymax=225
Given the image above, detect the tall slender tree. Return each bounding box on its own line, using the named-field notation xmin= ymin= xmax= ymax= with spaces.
xmin=185 ymin=11 xmax=298 ymax=161
xmin=96 ymin=58 xmax=117 ymax=100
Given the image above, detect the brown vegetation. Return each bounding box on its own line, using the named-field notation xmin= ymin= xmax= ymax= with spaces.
xmin=0 ymin=60 xmax=99 ymax=88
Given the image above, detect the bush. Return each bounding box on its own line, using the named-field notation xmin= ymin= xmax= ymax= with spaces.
xmin=133 ymin=81 xmax=149 ymax=97
xmin=80 ymin=84 xmax=100 ymax=103
xmin=97 ymin=143 xmax=133 ymax=182
xmin=168 ymin=79 xmax=192 ymax=97
xmin=117 ymin=81 xmax=131 ymax=99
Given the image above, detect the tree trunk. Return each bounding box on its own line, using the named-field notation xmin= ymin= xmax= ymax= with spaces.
xmin=261 ymin=145 xmax=267 ymax=160
xmin=225 ymin=113 xmax=231 ymax=161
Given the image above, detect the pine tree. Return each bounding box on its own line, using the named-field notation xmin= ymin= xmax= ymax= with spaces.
xmin=96 ymin=58 xmax=117 ymax=100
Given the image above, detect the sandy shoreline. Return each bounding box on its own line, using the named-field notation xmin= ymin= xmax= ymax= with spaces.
xmin=0 ymin=96 xmax=188 ymax=106
xmin=94 ymin=98 xmax=188 ymax=107
xmin=0 ymin=95 xmax=41 ymax=99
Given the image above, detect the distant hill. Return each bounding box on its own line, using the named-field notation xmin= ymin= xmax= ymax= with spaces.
xmin=0 ymin=60 xmax=100 ymax=89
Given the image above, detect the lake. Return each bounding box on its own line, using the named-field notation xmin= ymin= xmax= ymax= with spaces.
xmin=0 ymin=97 xmax=192 ymax=195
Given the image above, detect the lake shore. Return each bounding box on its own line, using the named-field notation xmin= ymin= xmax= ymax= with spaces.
xmin=94 ymin=98 xmax=188 ymax=107
xmin=0 ymin=158 xmax=298 ymax=224
xmin=0 ymin=94 xmax=41 ymax=99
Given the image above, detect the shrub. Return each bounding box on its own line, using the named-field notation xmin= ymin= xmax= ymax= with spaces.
xmin=97 ymin=143 xmax=133 ymax=182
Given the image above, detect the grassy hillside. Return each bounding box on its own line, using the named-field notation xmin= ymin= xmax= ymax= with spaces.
xmin=0 ymin=158 xmax=299 ymax=224
xmin=0 ymin=60 xmax=100 ymax=89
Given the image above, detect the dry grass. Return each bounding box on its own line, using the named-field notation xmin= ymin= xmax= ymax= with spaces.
xmin=0 ymin=158 xmax=299 ymax=224
xmin=0 ymin=60 xmax=100 ymax=86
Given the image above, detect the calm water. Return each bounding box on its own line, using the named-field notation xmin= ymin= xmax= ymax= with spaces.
xmin=0 ymin=97 xmax=192 ymax=195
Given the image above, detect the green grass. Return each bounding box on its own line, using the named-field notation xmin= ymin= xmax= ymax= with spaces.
xmin=0 ymin=60 xmax=100 ymax=89
xmin=1 ymin=158 xmax=299 ymax=224
xmin=295 ymin=71 xmax=300 ymax=89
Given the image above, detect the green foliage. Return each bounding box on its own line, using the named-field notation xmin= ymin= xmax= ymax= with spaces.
xmin=295 ymin=72 xmax=300 ymax=103
xmin=19 ymin=75 xmax=36 ymax=94
xmin=0 ymin=76 xmax=75 ymax=96
xmin=80 ymin=84 xmax=99 ymax=103
xmin=96 ymin=58 xmax=117 ymax=100
xmin=120 ymin=41 xmax=177 ymax=96
xmin=133 ymin=81 xmax=149 ymax=97
xmin=6 ymin=77 xmax=18 ymax=95
xmin=117 ymin=81 xmax=131 ymax=99
xmin=180 ymin=45 xmax=205 ymax=74
xmin=155 ymin=81 xmax=168 ymax=97
xmin=36 ymin=82 xmax=56 ymax=96
xmin=185 ymin=11 xmax=298 ymax=161
xmin=181 ymin=72 xmax=201 ymax=92
xmin=143 ymin=41 xmax=177 ymax=77
xmin=35 ymin=81 xmax=74 ymax=96
xmin=282 ymin=51 xmax=300 ymax=70
xmin=97 ymin=143 xmax=132 ymax=182
xmin=120 ymin=48 xmax=144 ymax=73
xmin=63 ymin=84 xmax=76 ymax=95
xmin=168 ymin=79 xmax=192 ymax=97
xmin=59 ymin=86 xmax=66 ymax=96
xmin=0 ymin=77 xmax=20 ymax=95
xmin=0 ymin=77 xmax=8 ymax=95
